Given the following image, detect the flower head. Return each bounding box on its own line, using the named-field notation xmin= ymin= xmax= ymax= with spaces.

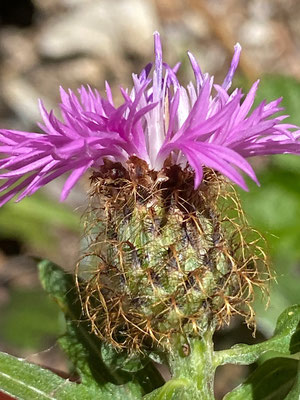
xmin=0 ymin=32 xmax=299 ymax=206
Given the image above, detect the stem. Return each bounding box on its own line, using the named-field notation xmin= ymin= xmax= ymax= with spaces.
xmin=166 ymin=328 xmax=216 ymax=400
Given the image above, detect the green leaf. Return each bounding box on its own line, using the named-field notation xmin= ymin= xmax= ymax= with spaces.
xmin=239 ymin=166 xmax=300 ymax=332
xmin=236 ymin=74 xmax=300 ymax=330
xmin=215 ymin=305 xmax=300 ymax=366
xmin=0 ymin=193 xmax=79 ymax=249
xmin=101 ymin=343 xmax=148 ymax=373
xmin=284 ymin=362 xmax=300 ymax=400
xmin=100 ymin=343 xmax=165 ymax=394
xmin=255 ymin=75 xmax=300 ymax=126
xmin=38 ymin=259 xmax=164 ymax=398
xmin=142 ymin=378 xmax=188 ymax=400
xmin=0 ymin=351 xmax=103 ymax=400
xmin=0 ymin=288 xmax=62 ymax=349
xmin=223 ymin=357 xmax=299 ymax=400
xmin=219 ymin=306 xmax=300 ymax=400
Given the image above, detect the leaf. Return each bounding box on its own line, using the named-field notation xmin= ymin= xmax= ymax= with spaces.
xmin=220 ymin=306 xmax=300 ymax=400
xmin=0 ymin=193 xmax=79 ymax=249
xmin=38 ymin=259 xmax=164 ymax=397
xmin=0 ymin=351 xmax=103 ymax=400
xmin=237 ymin=74 xmax=300 ymax=331
xmin=101 ymin=342 xmax=147 ymax=373
xmin=223 ymin=357 xmax=299 ymax=400
xmin=284 ymin=362 xmax=300 ymax=400
xmin=215 ymin=305 xmax=300 ymax=366
xmin=239 ymin=166 xmax=300 ymax=332
xmin=0 ymin=288 xmax=62 ymax=350
xmin=142 ymin=378 xmax=188 ymax=400
xmin=255 ymin=75 xmax=300 ymax=126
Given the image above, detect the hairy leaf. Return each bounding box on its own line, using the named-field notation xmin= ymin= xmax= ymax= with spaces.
xmin=38 ymin=259 xmax=164 ymax=397
xmin=223 ymin=357 xmax=299 ymax=400
xmin=215 ymin=305 xmax=300 ymax=366
xmin=0 ymin=351 xmax=102 ymax=400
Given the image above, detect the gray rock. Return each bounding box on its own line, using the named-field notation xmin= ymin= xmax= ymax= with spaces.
xmin=1 ymin=77 xmax=52 ymax=127
xmin=38 ymin=0 xmax=158 ymax=60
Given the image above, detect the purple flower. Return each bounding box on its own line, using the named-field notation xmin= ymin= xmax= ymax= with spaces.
xmin=0 ymin=32 xmax=299 ymax=206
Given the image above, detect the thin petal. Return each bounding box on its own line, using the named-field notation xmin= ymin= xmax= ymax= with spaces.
xmin=222 ymin=43 xmax=241 ymax=90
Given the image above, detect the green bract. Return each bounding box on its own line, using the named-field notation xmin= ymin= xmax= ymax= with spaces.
xmin=78 ymin=159 xmax=268 ymax=351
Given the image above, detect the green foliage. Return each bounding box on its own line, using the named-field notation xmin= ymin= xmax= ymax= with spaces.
xmin=236 ymin=75 xmax=300 ymax=331
xmin=0 ymin=288 xmax=62 ymax=349
xmin=143 ymin=379 xmax=188 ymax=400
xmin=0 ymin=260 xmax=299 ymax=400
xmin=255 ymin=75 xmax=300 ymax=126
xmin=143 ymin=306 xmax=300 ymax=400
xmin=223 ymin=357 xmax=299 ymax=400
xmin=221 ymin=305 xmax=300 ymax=399
xmin=0 ymin=193 xmax=79 ymax=248
xmin=285 ymin=363 xmax=300 ymax=400
xmin=2 ymin=74 xmax=300 ymax=400
xmin=216 ymin=305 xmax=300 ymax=366
xmin=38 ymin=259 xmax=164 ymax=397
xmin=239 ymin=156 xmax=300 ymax=331
xmin=0 ymin=351 xmax=102 ymax=400
xmin=0 ymin=260 xmax=166 ymax=400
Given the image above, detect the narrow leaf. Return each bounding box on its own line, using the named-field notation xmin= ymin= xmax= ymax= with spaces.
xmin=38 ymin=259 xmax=163 ymax=397
xmin=223 ymin=357 xmax=299 ymax=400
xmin=143 ymin=378 xmax=188 ymax=400
xmin=215 ymin=305 xmax=300 ymax=366
xmin=284 ymin=362 xmax=300 ymax=399
xmin=0 ymin=351 xmax=101 ymax=400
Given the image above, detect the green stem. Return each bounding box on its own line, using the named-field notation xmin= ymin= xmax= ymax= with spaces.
xmin=164 ymin=328 xmax=216 ymax=400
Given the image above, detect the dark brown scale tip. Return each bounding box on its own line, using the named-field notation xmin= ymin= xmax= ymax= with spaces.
xmin=78 ymin=156 xmax=270 ymax=352
xmin=212 ymin=232 xmax=222 ymax=245
xmin=119 ymin=273 xmax=126 ymax=286
xmin=131 ymin=248 xmax=142 ymax=269
xmin=167 ymin=256 xmax=179 ymax=271
xmin=185 ymin=271 xmax=196 ymax=290
xmin=148 ymin=268 xmax=161 ymax=287
xmin=202 ymin=247 xmax=220 ymax=270
xmin=131 ymin=296 xmax=147 ymax=307
xmin=123 ymin=205 xmax=132 ymax=220
xmin=136 ymin=185 xmax=152 ymax=204
xmin=91 ymin=159 xmax=129 ymax=181
xmin=183 ymin=221 xmax=200 ymax=251
xmin=126 ymin=156 xmax=154 ymax=185
xmin=182 ymin=343 xmax=190 ymax=356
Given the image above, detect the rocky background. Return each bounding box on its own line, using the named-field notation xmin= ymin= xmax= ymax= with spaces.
xmin=1 ymin=1 xmax=300 ymax=398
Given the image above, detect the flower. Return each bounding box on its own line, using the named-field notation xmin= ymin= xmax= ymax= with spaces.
xmin=0 ymin=32 xmax=299 ymax=206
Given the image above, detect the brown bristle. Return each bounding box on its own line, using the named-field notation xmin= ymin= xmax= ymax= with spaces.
xmin=76 ymin=156 xmax=270 ymax=352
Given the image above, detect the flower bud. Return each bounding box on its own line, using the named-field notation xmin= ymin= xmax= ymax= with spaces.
xmin=78 ymin=157 xmax=268 ymax=351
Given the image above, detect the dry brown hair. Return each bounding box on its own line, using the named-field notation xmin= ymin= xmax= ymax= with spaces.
xmin=75 ymin=157 xmax=270 ymax=352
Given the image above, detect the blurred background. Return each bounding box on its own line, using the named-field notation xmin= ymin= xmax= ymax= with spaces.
xmin=0 ymin=0 xmax=300 ymax=398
